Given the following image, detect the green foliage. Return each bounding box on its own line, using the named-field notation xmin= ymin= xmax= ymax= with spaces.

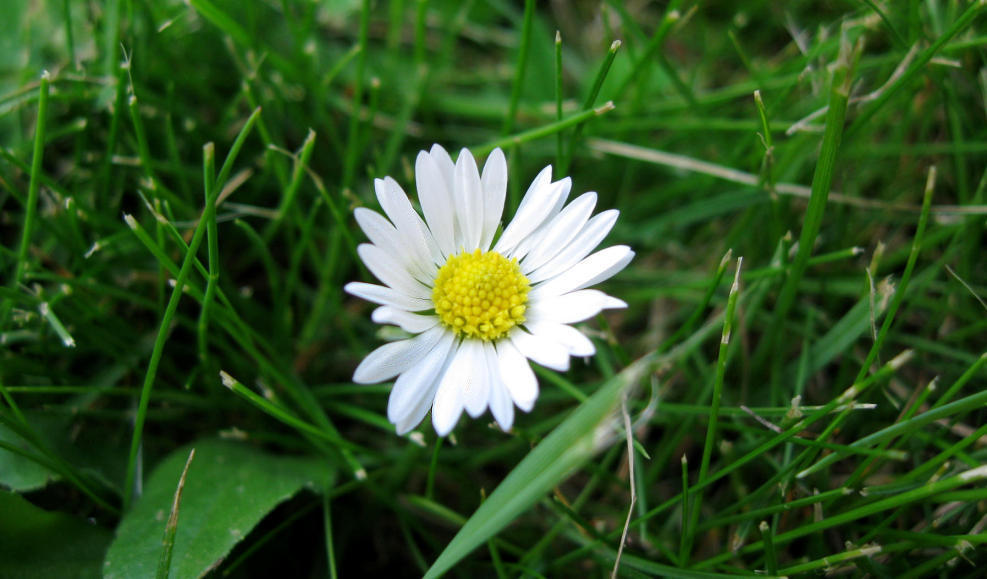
xmin=1 ymin=0 xmax=986 ymax=576
xmin=0 ymin=490 xmax=112 ymax=578
xmin=0 ymin=420 xmax=57 ymax=492
xmin=104 ymin=439 xmax=333 ymax=578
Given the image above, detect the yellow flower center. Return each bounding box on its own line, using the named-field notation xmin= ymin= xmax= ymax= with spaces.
xmin=432 ymin=249 xmax=529 ymax=341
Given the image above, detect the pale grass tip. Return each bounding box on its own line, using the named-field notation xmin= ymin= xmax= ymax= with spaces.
xmin=786 ymin=395 xmax=803 ymax=420
xmin=731 ymin=256 xmax=743 ymax=293
xmin=719 ymin=248 xmax=733 ymax=268
xmin=836 ymin=384 xmax=860 ymax=405
xmin=729 ymin=532 xmax=744 ymax=553
xmin=84 ymin=241 xmax=102 ymax=259
xmin=218 ymin=427 xmax=248 ymax=440
xmin=408 ymin=432 xmax=427 ymax=447
xmin=889 ymin=349 xmax=914 ymax=370
xmin=219 ymin=370 xmax=237 ymax=390
xmin=958 ymin=464 xmax=987 ymax=482
xmin=859 ymin=544 xmax=882 ymax=557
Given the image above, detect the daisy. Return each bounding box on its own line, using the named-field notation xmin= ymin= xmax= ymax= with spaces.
xmin=345 ymin=145 xmax=633 ymax=436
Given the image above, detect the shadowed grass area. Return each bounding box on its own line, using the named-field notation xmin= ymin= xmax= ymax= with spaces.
xmin=1 ymin=1 xmax=985 ymax=576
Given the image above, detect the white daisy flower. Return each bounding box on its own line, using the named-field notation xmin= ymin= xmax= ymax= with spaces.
xmin=345 ymin=144 xmax=633 ymax=436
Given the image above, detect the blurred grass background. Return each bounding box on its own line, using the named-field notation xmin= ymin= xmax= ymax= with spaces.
xmin=1 ymin=0 xmax=986 ymax=576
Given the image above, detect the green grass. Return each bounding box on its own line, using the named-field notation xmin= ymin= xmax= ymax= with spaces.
xmin=1 ymin=1 xmax=986 ymax=576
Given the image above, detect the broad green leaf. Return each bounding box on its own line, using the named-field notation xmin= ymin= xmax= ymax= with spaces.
xmin=0 ymin=411 xmax=128 ymax=495
xmin=0 ymin=490 xmax=113 ymax=578
xmin=0 ymin=422 xmax=57 ymax=492
xmin=104 ymin=438 xmax=333 ymax=579
xmin=424 ymin=362 xmax=646 ymax=578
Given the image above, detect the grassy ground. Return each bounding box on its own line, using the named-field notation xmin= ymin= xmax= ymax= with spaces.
xmin=1 ymin=0 xmax=986 ymax=576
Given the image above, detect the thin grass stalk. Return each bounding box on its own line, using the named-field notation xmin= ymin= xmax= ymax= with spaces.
xmin=502 ymin=0 xmax=535 ymax=136
xmin=341 ymin=0 xmax=371 ymax=192
xmin=3 ymin=72 xmax=49 ymax=328
xmin=560 ymin=39 xmax=622 ymax=175
xmin=475 ymin=102 xmax=615 ymax=157
xmin=846 ymin=1 xmax=984 ymax=140
xmin=770 ymin=34 xmax=854 ymax=333
xmin=554 ymin=30 xmax=564 ymax=168
xmin=197 ymin=144 xmax=218 ymax=363
xmin=683 ymin=257 xmax=742 ymax=562
xmin=123 ymin=108 xmax=261 ymax=510
xmin=156 ymin=449 xmax=195 ymax=579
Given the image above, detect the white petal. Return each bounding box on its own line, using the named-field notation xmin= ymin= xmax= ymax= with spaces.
xmin=352 ymin=325 xmax=447 ymax=384
xmin=344 ymin=282 xmax=432 ymax=312
xmin=509 ymin=166 xmax=571 ymax=224
xmin=493 ymin=167 xmax=560 ymax=256
xmin=388 ymin=331 xmax=455 ymax=424
xmin=395 ymin=400 xmax=434 ymax=435
xmin=416 ymin=150 xmax=456 ymax=257
xmin=484 ymin=342 xmax=514 ymax=430
xmin=528 ymin=289 xmax=627 ymax=324
xmin=357 ymin=244 xmax=432 ymax=300
xmin=508 ymin=177 xmax=574 ymax=261
xmin=510 ymin=328 xmax=570 ymax=372
xmin=429 ymin=144 xmax=456 ymax=191
xmin=354 ymin=207 xmax=395 ymax=246
xmin=453 ymin=148 xmax=484 ymax=251
xmin=462 ymin=340 xmax=490 ymax=418
xmin=527 ymin=321 xmax=596 ymax=357
xmin=371 ymin=307 xmax=439 ymax=334
xmin=355 ymin=205 xmax=430 ymax=284
xmin=532 ymin=245 xmax=634 ymax=299
xmin=513 ymin=165 xmax=553 ymax=216
xmin=489 ymin=380 xmax=514 ymax=431
xmin=431 ymin=343 xmax=471 ymax=435
xmin=527 ymin=209 xmax=619 ymax=284
xmin=393 ymin=339 xmax=456 ymax=434
xmin=495 ymin=339 xmax=538 ymax=412
xmin=521 ymin=192 xmax=597 ymax=274
xmin=479 ymin=148 xmax=507 ymax=250
xmin=546 ymin=177 xmax=572 ymax=218
xmin=374 ymin=178 xmax=442 ymax=269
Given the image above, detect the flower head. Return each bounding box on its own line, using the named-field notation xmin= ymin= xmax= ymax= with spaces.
xmin=345 ymin=145 xmax=633 ymax=436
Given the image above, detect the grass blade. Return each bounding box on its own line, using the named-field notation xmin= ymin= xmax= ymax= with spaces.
xmin=156 ymin=448 xmax=195 ymax=579
xmin=768 ymin=33 xmax=855 ymax=346
xmin=123 ymin=108 xmax=261 ymax=510
xmin=2 ymin=72 xmax=49 ymax=328
xmin=502 ymin=0 xmax=535 ymax=136
xmin=424 ymin=361 xmax=649 ymax=578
